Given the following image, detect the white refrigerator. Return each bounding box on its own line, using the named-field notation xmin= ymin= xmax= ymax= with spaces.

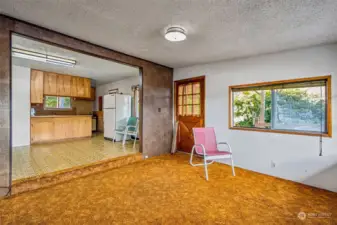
xmin=103 ymin=94 xmax=131 ymax=141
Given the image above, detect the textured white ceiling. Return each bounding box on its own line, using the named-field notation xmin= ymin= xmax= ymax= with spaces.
xmin=12 ymin=35 xmax=139 ymax=85
xmin=2 ymin=0 xmax=337 ymax=68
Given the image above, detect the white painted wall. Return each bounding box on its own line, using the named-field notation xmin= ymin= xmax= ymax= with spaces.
xmin=12 ymin=65 xmax=31 ymax=147
xmin=174 ymin=44 xmax=337 ymax=192
xmin=95 ymin=76 xmax=140 ymax=110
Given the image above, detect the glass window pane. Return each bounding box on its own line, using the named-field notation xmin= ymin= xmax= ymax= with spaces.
xmin=45 ymin=96 xmax=57 ymax=108
xmin=233 ymin=90 xmax=271 ymax=128
xmin=186 ymin=95 xmax=192 ymax=104
xmin=186 ymin=84 xmax=192 ymax=94
xmin=59 ymin=97 xmax=71 ymax=108
xmin=186 ymin=105 xmax=192 ymax=115
xmin=193 ymin=105 xmax=200 ymax=116
xmin=178 ymin=96 xmax=182 ymax=105
xmin=193 ymin=83 xmax=200 ymax=94
xmin=272 ymin=87 xmax=326 ymax=132
xmin=178 ymin=106 xmax=182 ymax=115
xmin=193 ymin=94 xmax=200 ymax=104
xmin=178 ymin=86 xmax=184 ymax=95
xmin=183 ymin=105 xmax=187 ymax=116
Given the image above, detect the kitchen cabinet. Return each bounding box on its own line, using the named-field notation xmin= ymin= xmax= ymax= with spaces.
xmin=84 ymin=79 xmax=91 ymax=98
xmin=31 ymin=115 xmax=92 ymax=144
xmin=71 ymin=77 xmax=91 ymax=98
xmin=57 ymin=74 xmax=71 ymax=96
xmin=90 ymin=87 xmax=96 ymax=101
xmin=44 ymin=72 xmax=57 ymax=95
xmin=30 ymin=70 xmax=44 ymax=103
xmin=31 ymin=69 xmax=91 ymax=99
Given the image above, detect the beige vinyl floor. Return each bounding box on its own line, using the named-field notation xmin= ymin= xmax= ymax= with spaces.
xmin=12 ymin=133 xmax=139 ymax=181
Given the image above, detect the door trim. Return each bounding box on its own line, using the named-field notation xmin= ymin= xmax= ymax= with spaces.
xmin=174 ymin=75 xmax=206 ymax=125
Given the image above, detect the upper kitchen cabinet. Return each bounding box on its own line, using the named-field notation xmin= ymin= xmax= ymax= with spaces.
xmin=71 ymin=76 xmax=91 ymax=98
xmin=83 ymin=78 xmax=91 ymax=98
xmin=30 ymin=69 xmax=44 ymax=103
xmin=57 ymin=74 xmax=71 ymax=96
xmin=90 ymin=87 xmax=96 ymax=101
xmin=44 ymin=72 xmax=57 ymax=95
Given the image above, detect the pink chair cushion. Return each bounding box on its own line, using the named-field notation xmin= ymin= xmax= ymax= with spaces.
xmin=193 ymin=127 xmax=223 ymax=155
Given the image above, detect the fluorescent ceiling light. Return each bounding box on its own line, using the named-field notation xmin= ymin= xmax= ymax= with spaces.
xmin=12 ymin=48 xmax=76 ymax=67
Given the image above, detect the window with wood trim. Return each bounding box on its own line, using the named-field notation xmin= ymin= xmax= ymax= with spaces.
xmin=229 ymin=76 xmax=332 ymax=137
xmin=44 ymin=96 xmax=72 ymax=110
xmin=177 ymin=82 xmax=201 ymax=116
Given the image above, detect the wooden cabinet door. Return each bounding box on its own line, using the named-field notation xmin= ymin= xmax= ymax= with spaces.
xmin=31 ymin=70 xmax=44 ymax=103
xmin=90 ymin=87 xmax=96 ymax=101
xmin=71 ymin=76 xmax=78 ymax=97
xmin=44 ymin=72 xmax=57 ymax=95
xmin=31 ymin=118 xmax=55 ymax=143
xmin=77 ymin=77 xmax=86 ymax=97
xmin=72 ymin=77 xmax=85 ymax=97
xmin=83 ymin=78 xmax=91 ymax=98
xmin=57 ymin=74 xmax=71 ymax=96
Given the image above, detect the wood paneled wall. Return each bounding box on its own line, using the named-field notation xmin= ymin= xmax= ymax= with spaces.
xmin=0 ymin=15 xmax=173 ymax=194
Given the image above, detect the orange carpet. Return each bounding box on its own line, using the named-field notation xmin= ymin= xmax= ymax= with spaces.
xmin=0 ymin=153 xmax=336 ymax=224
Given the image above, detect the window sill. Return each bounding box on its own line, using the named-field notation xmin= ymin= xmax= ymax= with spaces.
xmin=229 ymin=126 xmax=331 ymax=138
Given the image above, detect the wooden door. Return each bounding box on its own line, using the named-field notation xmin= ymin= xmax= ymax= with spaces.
xmin=57 ymin=74 xmax=71 ymax=96
xmin=175 ymin=76 xmax=205 ymax=153
xmin=44 ymin=72 xmax=57 ymax=95
xmin=30 ymin=69 xmax=44 ymax=103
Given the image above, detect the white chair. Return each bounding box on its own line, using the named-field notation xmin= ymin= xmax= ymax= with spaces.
xmin=114 ymin=117 xmax=139 ymax=148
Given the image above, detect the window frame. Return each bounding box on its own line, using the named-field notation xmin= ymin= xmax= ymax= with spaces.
xmin=44 ymin=96 xmax=72 ymax=110
xmin=228 ymin=75 xmax=332 ymax=137
xmin=174 ymin=76 xmax=205 ymax=121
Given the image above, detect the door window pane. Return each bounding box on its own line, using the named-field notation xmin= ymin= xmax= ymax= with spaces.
xmin=178 ymin=86 xmax=184 ymax=95
xmin=193 ymin=105 xmax=200 ymax=116
xmin=186 ymin=105 xmax=192 ymax=115
xmin=193 ymin=94 xmax=200 ymax=104
xmin=178 ymin=96 xmax=183 ymax=105
xmin=193 ymin=83 xmax=200 ymax=94
xmin=186 ymin=84 xmax=192 ymax=94
xmin=186 ymin=95 xmax=192 ymax=104
xmin=178 ymin=106 xmax=182 ymax=115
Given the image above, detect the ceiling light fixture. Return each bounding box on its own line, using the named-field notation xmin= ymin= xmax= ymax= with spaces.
xmin=165 ymin=27 xmax=187 ymax=42
xmin=12 ymin=48 xmax=76 ymax=68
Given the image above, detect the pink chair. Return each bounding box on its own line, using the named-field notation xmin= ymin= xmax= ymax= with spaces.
xmin=190 ymin=127 xmax=235 ymax=180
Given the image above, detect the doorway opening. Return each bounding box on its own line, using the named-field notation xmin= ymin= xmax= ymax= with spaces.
xmin=11 ymin=33 xmax=142 ymax=182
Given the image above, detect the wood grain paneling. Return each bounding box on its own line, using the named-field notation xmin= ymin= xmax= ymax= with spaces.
xmin=30 ymin=69 xmax=44 ymax=103
xmin=43 ymin=72 xmax=57 ymax=95
xmin=0 ymin=15 xmax=173 ymax=195
xmin=31 ymin=116 xmax=92 ymax=143
xmin=56 ymin=74 xmax=71 ymax=96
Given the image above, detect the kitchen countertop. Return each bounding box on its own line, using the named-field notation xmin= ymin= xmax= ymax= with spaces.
xmin=31 ymin=115 xmax=92 ymax=118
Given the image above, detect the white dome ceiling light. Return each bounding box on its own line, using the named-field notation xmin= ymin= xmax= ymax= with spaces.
xmin=165 ymin=27 xmax=187 ymax=42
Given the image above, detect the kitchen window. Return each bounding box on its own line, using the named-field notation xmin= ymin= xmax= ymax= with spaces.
xmin=44 ymin=96 xmax=72 ymax=110
xmin=229 ymin=76 xmax=332 ymax=137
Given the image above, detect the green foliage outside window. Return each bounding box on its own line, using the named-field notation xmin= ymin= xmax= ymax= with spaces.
xmin=233 ymin=88 xmax=326 ymax=132
xmin=45 ymin=96 xmax=71 ymax=109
